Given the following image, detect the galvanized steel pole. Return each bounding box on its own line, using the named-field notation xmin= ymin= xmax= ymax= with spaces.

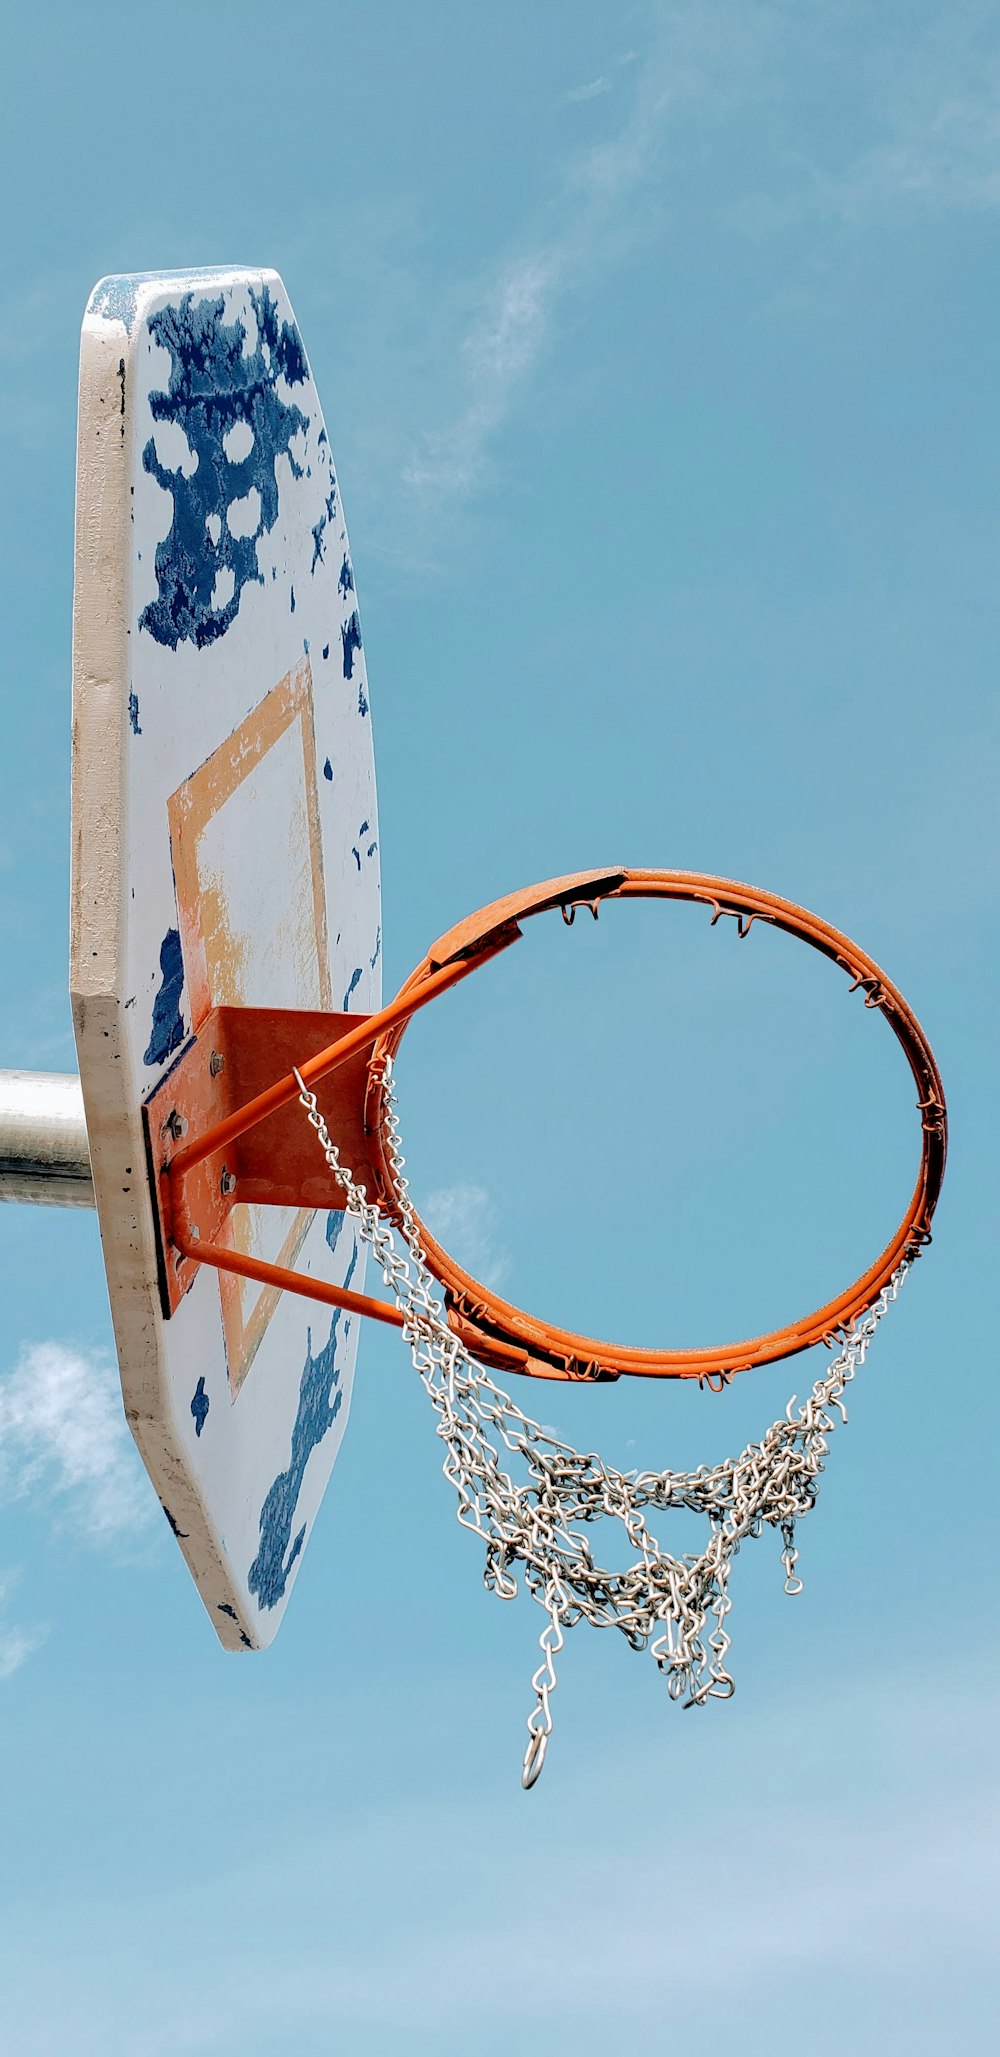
xmin=0 ymin=1071 xmax=94 ymax=1207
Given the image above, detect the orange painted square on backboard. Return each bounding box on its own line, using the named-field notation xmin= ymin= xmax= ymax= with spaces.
xmin=166 ymin=661 xmax=331 ymax=1394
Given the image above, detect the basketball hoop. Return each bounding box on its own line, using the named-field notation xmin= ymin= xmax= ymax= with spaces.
xmin=155 ymin=868 xmax=945 ymax=1387
xmin=147 ymin=866 xmax=946 ymax=1787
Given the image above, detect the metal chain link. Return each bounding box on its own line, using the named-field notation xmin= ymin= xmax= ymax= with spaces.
xmin=294 ymin=1059 xmax=908 ymax=1789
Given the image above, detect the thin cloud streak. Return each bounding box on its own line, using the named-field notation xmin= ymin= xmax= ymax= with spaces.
xmin=0 ymin=1622 xmax=45 ymax=1680
xmin=420 ymin=1182 xmax=509 ymax=1287
xmin=565 ymin=75 xmax=613 ymax=104
xmin=735 ymin=4 xmax=1000 ymax=229
xmin=0 ymin=1569 xmax=46 ymax=1681
xmin=820 ymin=93 xmax=1000 ymax=219
xmin=565 ymin=45 xmax=638 ymax=105
xmin=402 ymin=42 xmax=679 ymax=508
xmin=404 ymin=256 xmax=558 ymax=501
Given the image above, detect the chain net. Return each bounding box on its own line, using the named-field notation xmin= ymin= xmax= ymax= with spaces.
xmin=294 ymin=1058 xmax=908 ymax=1789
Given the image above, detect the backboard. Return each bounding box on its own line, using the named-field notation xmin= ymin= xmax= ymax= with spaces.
xmin=71 ymin=268 xmax=381 ymax=1648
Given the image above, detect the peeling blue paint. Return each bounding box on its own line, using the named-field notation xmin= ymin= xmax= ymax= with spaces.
xmin=310 ymin=485 xmax=338 ymax=573
xmin=191 ymin=1377 xmax=209 ymax=1437
xmin=341 ymin=610 xmax=362 ymax=679
xmin=216 ymin=1603 xmax=251 ymax=1646
xmin=343 ymin=966 xmax=363 ymax=1008
xmin=143 ymin=928 xmax=186 ymax=1067
xmin=323 ymin=758 xmax=333 ymax=781
xmin=253 ymin=284 xmax=309 ymax=385
xmin=290 ymin=585 xmax=296 ymax=614
xmin=351 ymin=820 xmax=378 ymax=872
xmin=128 ymin=691 xmax=142 ymax=735
xmin=370 ymin=926 xmax=382 ymax=971
xmin=322 ymin=643 xmax=330 ymax=661
xmin=138 ymin=288 xmax=309 ymax=650
xmin=248 ymin=1217 xmax=358 ymax=1610
xmin=338 ymin=553 xmax=354 ymax=598
xmin=358 ymin=677 xmax=369 ymax=717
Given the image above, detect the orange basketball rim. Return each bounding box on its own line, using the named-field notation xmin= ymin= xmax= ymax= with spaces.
xmin=156 ymin=868 xmax=947 ymax=1388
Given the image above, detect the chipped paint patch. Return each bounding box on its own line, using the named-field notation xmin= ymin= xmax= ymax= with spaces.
xmin=248 ymin=1219 xmax=358 ymax=1610
xmin=191 ymin=1377 xmax=210 ymax=1437
xmin=341 ymin=610 xmax=362 ymax=679
xmin=143 ymin=928 xmax=186 ymax=1067
xmin=351 ymin=821 xmax=377 ymax=872
xmin=310 ymin=484 xmax=338 ymax=572
xmin=139 ymin=288 xmax=309 ymax=650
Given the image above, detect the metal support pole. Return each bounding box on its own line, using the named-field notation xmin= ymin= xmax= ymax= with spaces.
xmin=0 ymin=1071 xmax=94 ymax=1208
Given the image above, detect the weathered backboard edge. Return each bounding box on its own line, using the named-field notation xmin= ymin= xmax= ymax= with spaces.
xmin=70 ymin=288 xmax=252 ymax=1642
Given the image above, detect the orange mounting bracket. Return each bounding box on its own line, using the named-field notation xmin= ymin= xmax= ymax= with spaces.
xmin=144 ymin=868 xmax=947 ymax=1386
xmin=144 ymin=870 xmax=627 ymax=1349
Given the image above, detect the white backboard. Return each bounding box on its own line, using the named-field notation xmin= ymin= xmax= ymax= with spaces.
xmin=71 ymin=268 xmax=381 ymax=1647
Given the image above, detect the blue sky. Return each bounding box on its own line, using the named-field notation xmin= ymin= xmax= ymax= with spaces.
xmin=1 ymin=2 xmax=998 ymax=2050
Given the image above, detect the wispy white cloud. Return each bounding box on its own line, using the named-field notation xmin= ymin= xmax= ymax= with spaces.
xmin=420 ymin=1183 xmax=509 ymax=1287
xmin=741 ymin=100 xmax=1000 ymax=233
xmin=731 ymin=5 xmax=1000 ymax=230
xmin=565 ymin=74 xmax=614 ymax=105
xmin=0 ymin=1569 xmax=46 ymax=1681
xmin=826 ymin=93 xmax=1000 ymax=218
xmin=0 ymin=1625 xmax=42 ymax=1680
xmin=402 ymin=40 xmax=682 ymax=510
xmin=565 ymin=46 xmax=639 ymax=106
xmin=403 ymin=6 xmax=1000 ymax=520
xmin=404 ymin=255 xmax=559 ymax=502
xmin=299 ymin=4 xmax=1000 ymax=581
xmin=0 ymin=1342 xmax=152 ymax=1544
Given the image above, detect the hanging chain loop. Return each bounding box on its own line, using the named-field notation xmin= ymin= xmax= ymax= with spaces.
xmin=294 ymin=1061 xmax=908 ymax=1789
